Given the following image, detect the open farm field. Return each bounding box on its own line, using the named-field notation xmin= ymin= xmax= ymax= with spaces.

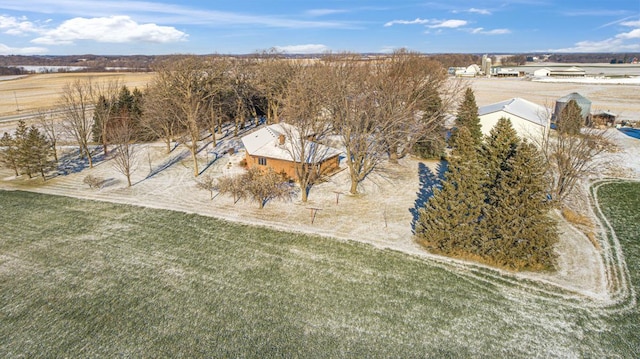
xmin=0 ymin=186 xmax=638 ymax=357
xmin=0 ymin=72 xmax=154 ymax=116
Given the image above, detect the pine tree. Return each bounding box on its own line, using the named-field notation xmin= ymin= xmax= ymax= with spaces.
xmin=482 ymin=117 xmax=520 ymax=190
xmin=26 ymin=126 xmax=55 ymax=180
xmin=557 ymin=99 xmax=583 ymax=135
xmin=13 ymin=120 xmax=30 ymax=177
xmin=92 ymin=95 xmax=111 ymax=143
xmin=417 ymin=127 xmax=487 ymax=254
xmin=450 ymin=87 xmax=483 ymax=148
xmin=0 ymin=132 xmax=19 ymax=176
xmin=483 ymin=141 xmax=557 ymax=270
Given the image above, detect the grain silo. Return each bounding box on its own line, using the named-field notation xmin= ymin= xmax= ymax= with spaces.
xmin=553 ymin=92 xmax=592 ymax=124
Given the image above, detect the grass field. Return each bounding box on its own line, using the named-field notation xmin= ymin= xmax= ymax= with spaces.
xmin=0 ymin=72 xmax=154 ymax=116
xmin=1 ymin=187 xmax=639 ymax=357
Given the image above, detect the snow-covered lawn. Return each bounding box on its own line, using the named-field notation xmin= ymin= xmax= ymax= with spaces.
xmin=2 ymin=122 xmax=640 ymax=302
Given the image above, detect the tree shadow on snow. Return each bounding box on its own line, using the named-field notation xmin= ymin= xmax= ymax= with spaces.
xmin=55 ymin=148 xmax=106 ymax=176
xmin=409 ymin=161 xmax=447 ymax=234
xmin=144 ymin=149 xmax=190 ymax=181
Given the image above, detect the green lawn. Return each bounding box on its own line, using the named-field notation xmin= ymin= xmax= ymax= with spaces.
xmin=1 ymin=186 xmax=639 ymax=357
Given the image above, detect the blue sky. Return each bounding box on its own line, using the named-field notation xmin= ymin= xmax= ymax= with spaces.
xmin=0 ymin=0 xmax=638 ymax=55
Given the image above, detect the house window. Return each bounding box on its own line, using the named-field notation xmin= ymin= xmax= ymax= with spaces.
xmin=258 ymin=157 xmax=267 ymax=166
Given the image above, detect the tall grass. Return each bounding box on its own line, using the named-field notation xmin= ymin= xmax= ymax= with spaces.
xmin=1 ymin=189 xmax=638 ymax=357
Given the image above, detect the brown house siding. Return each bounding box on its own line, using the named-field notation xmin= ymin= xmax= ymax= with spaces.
xmin=245 ymin=153 xmax=340 ymax=181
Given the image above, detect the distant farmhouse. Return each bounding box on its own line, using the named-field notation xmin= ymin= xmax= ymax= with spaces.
xmin=478 ymin=98 xmax=551 ymax=138
xmin=241 ymin=123 xmax=341 ymax=180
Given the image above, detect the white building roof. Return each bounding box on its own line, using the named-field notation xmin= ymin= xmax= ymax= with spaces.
xmin=241 ymin=123 xmax=341 ymax=163
xmin=478 ymin=98 xmax=550 ymax=127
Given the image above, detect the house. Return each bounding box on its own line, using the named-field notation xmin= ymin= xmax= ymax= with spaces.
xmin=478 ymin=98 xmax=550 ymax=138
xmin=241 ymin=123 xmax=342 ymax=180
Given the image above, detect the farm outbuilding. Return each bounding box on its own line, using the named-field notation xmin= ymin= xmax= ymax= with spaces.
xmin=241 ymin=123 xmax=342 ymax=181
xmin=533 ymin=68 xmax=551 ymax=77
xmin=553 ymin=92 xmax=592 ymax=125
xmin=478 ymin=98 xmax=551 ymax=139
xmin=591 ymin=110 xmax=617 ymax=127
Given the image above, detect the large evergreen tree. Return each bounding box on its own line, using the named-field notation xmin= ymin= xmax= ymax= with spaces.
xmin=481 ymin=117 xmax=520 ymax=190
xmin=25 ymin=126 xmax=55 ymax=180
xmin=416 ymin=127 xmax=487 ymax=254
xmin=450 ymin=87 xmax=483 ymax=148
xmin=556 ymin=99 xmax=583 ymax=135
xmin=418 ymin=117 xmax=558 ymax=271
xmin=483 ymin=141 xmax=557 ymax=270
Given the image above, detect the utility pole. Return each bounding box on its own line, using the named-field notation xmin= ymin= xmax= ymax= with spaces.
xmin=14 ymin=91 xmax=20 ymax=112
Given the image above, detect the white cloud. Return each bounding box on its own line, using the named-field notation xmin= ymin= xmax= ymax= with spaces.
xmin=31 ymin=16 xmax=187 ymax=45
xmin=471 ymin=27 xmax=511 ymax=35
xmin=306 ymin=9 xmax=347 ymax=17
xmin=468 ymin=8 xmax=491 ymax=15
xmin=429 ymin=19 xmax=467 ymax=29
xmin=274 ymin=44 xmax=329 ymax=54
xmin=1 ymin=0 xmax=351 ymax=29
xmin=616 ymin=28 xmax=640 ymax=39
xmin=552 ymin=19 xmax=640 ymax=52
xmin=552 ymin=38 xmax=640 ymax=52
xmin=621 ymin=20 xmax=640 ymax=27
xmin=0 ymin=43 xmax=47 ymax=55
xmin=384 ymin=18 xmax=430 ymax=27
xmin=0 ymin=15 xmax=43 ymax=35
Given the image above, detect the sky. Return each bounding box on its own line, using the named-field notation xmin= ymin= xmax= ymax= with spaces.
xmin=0 ymin=0 xmax=639 ymax=56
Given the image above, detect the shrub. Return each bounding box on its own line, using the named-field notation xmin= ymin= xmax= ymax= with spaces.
xmin=83 ymin=174 xmax=103 ymax=189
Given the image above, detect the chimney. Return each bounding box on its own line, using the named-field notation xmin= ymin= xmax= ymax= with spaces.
xmin=278 ymin=134 xmax=285 ymax=145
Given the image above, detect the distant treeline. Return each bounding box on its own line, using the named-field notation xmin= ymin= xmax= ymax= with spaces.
xmin=547 ymin=53 xmax=640 ymax=64
xmin=0 ymin=66 xmax=25 ymax=76
xmin=1 ymin=52 xmax=638 ymax=74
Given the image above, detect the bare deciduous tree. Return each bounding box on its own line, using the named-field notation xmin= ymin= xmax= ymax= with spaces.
xmin=60 ymin=78 xmax=95 ymax=168
xmin=92 ymin=78 xmax=123 ymax=155
xmin=533 ymin=102 xmax=611 ymax=202
xmin=217 ymin=167 xmax=293 ymax=208
xmin=109 ymin=116 xmax=138 ymax=187
xmin=320 ymin=53 xmax=393 ymax=194
xmin=141 ymin=84 xmax=180 ymax=154
xmin=150 ymin=56 xmax=211 ymax=176
xmin=243 ymin=167 xmax=293 ymax=208
xmin=216 ymin=174 xmax=245 ymax=204
xmin=196 ymin=174 xmax=217 ymax=199
xmin=35 ymin=108 xmax=59 ymax=162
xmin=255 ymin=49 xmax=297 ymax=124
xmin=83 ymin=174 xmax=104 ymax=189
xmin=281 ymin=63 xmax=334 ymax=202
xmin=371 ymin=49 xmax=453 ymax=163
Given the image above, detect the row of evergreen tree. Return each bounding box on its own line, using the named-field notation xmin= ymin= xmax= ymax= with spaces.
xmin=0 ymin=121 xmax=55 ymax=180
xmin=92 ymin=85 xmax=146 ymax=146
xmin=416 ymin=89 xmax=558 ymax=271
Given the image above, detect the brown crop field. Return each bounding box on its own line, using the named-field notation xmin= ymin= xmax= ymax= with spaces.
xmin=0 ymin=72 xmax=154 ymax=116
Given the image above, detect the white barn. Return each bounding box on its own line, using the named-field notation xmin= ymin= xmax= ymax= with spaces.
xmin=478 ymin=98 xmax=550 ymax=139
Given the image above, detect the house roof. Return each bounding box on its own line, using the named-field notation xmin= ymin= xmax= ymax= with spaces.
xmin=241 ymin=123 xmax=341 ymax=164
xmin=478 ymin=98 xmax=550 ymax=127
xmin=593 ymin=110 xmax=617 ymax=117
